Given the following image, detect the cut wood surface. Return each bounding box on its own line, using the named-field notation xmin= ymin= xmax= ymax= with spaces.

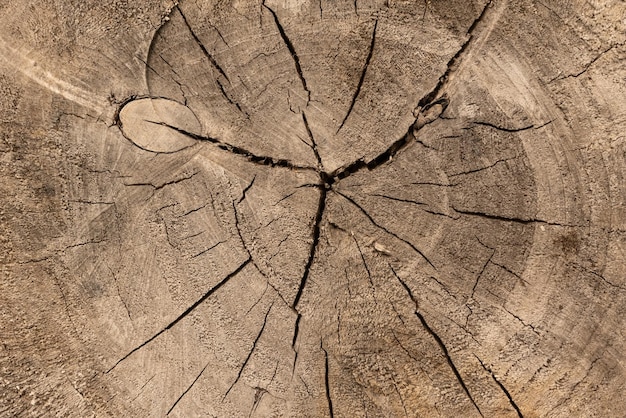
xmin=1 ymin=0 xmax=626 ymax=416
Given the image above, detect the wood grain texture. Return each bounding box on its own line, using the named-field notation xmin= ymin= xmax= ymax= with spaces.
xmin=1 ymin=0 xmax=626 ymax=416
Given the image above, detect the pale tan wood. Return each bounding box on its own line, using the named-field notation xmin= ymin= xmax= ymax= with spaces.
xmin=1 ymin=0 xmax=626 ymax=417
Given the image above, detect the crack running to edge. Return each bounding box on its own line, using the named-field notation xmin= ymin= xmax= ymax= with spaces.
xmin=263 ymin=1 xmax=310 ymax=102
xmin=391 ymin=267 xmax=483 ymax=417
xmin=321 ymin=341 xmax=335 ymax=418
xmin=177 ymin=7 xmax=230 ymax=83
xmin=475 ymin=355 xmax=524 ymax=417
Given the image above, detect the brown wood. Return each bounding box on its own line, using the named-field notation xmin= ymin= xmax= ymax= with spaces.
xmin=2 ymin=0 xmax=626 ymax=416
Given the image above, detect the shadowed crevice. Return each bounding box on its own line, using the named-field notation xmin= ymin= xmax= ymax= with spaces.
xmin=391 ymin=267 xmax=483 ymax=416
xmin=475 ymin=356 xmax=524 ymax=418
xmin=144 ymin=120 xmax=318 ymax=172
xmin=263 ymin=2 xmax=310 ymax=101
xmin=290 ymin=184 xmax=327 ymax=356
xmin=177 ymin=6 xmax=230 ymax=83
xmin=320 ymin=342 xmax=335 ymax=418
xmin=337 ymin=19 xmax=378 ymax=133
xmin=106 ymin=257 xmax=251 ymax=373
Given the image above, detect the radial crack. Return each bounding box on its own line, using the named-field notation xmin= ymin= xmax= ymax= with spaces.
xmin=335 ymin=190 xmax=436 ymax=270
xmin=263 ymin=2 xmax=310 ymax=100
xmin=415 ymin=311 xmax=483 ymax=416
xmin=302 ymin=112 xmax=323 ymax=168
xmin=337 ymin=19 xmax=378 ymax=133
xmin=106 ymin=257 xmax=251 ymax=373
xmin=144 ymin=120 xmax=317 ymax=172
xmin=475 ymin=356 xmax=524 ymax=417
xmin=177 ymin=7 xmax=230 ymax=82
xmin=167 ymin=363 xmax=210 ymax=415
xmin=291 ymin=184 xmax=327 ymax=353
xmin=223 ymin=304 xmax=273 ymax=400
xmin=392 ymin=267 xmax=482 ymax=416
xmin=416 ymin=0 xmax=493 ymax=109
xmin=320 ymin=342 xmax=335 ymax=418
xmin=330 ymin=0 xmax=495 ymax=182
xmin=292 ymin=186 xmax=327 ymax=308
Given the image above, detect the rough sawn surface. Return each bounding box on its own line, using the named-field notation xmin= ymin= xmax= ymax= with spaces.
xmin=1 ymin=0 xmax=626 ymax=417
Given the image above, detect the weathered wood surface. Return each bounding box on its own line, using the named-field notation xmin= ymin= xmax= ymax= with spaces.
xmin=1 ymin=0 xmax=626 ymax=416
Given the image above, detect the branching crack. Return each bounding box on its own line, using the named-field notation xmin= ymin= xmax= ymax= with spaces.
xmin=106 ymin=257 xmax=251 ymax=373
xmin=335 ymin=190 xmax=436 ymax=270
xmin=475 ymin=356 xmax=524 ymax=417
xmin=177 ymin=7 xmax=230 ymax=82
xmin=263 ymin=2 xmax=310 ymax=101
xmin=392 ymin=266 xmax=482 ymax=416
xmin=337 ymin=19 xmax=378 ymax=133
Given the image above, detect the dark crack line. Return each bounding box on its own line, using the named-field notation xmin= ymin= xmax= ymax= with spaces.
xmin=106 ymin=264 xmax=132 ymax=322
xmin=144 ymin=120 xmax=317 ymax=172
xmin=321 ymin=342 xmax=335 ymax=418
xmin=292 ymin=185 xmax=327 ymax=309
xmin=263 ymin=2 xmax=310 ymax=100
xmin=471 ymin=250 xmax=494 ymax=299
xmin=415 ymin=310 xmax=483 ymax=416
xmin=167 ymin=362 xmax=209 ymax=415
xmin=328 ymin=1 xmax=492 ymax=181
xmin=371 ymin=193 xmax=427 ymax=207
xmin=392 ymin=267 xmax=482 ymax=416
xmin=302 ymin=112 xmax=323 ymax=169
xmin=239 ymin=175 xmax=257 ymax=203
xmin=223 ymin=304 xmax=273 ymax=400
xmin=452 ymin=207 xmax=580 ymax=227
xmin=549 ymin=42 xmax=624 ymax=82
xmin=106 ymin=257 xmax=251 ymax=373
xmin=337 ymin=19 xmax=378 ymax=133
xmin=177 ymin=6 xmax=230 ymax=82
xmin=475 ymin=356 xmax=524 ymax=418
xmin=417 ymin=0 xmax=492 ymax=109
xmin=335 ymin=190 xmax=436 ymax=270
xmin=191 ymin=239 xmax=226 ymax=259
xmin=291 ymin=184 xmax=327 ymax=355
xmin=447 ymin=155 xmax=518 ymax=177
xmin=124 ymin=171 xmax=198 ymax=192
xmin=473 ymin=121 xmax=534 ymax=133
xmin=217 ymin=78 xmax=246 ymax=115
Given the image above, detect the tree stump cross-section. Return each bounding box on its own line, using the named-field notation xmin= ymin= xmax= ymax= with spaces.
xmin=1 ymin=0 xmax=626 ymax=417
